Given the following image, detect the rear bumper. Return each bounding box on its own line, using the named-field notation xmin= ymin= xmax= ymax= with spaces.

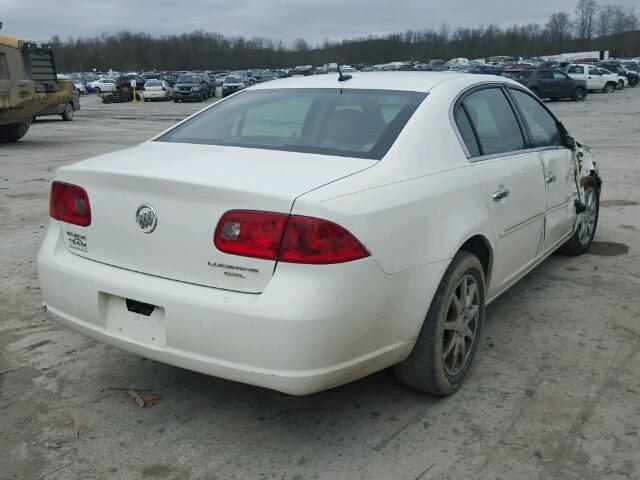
xmin=38 ymin=222 xmax=448 ymax=394
xmin=144 ymin=90 xmax=169 ymax=98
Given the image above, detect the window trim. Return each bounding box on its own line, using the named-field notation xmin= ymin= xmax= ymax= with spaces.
xmin=504 ymin=85 xmax=569 ymax=151
xmin=450 ymin=82 xmax=571 ymax=162
xmin=449 ymin=82 xmax=529 ymax=162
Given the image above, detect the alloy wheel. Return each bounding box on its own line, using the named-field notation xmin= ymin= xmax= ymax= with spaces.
xmin=578 ymin=189 xmax=597 ymax=245
xmin=442 ymin=274 xmax=480 ymax=377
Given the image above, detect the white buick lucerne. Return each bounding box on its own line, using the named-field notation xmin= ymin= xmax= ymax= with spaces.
xmin=38 ymin=72 xmax=601 ymax=396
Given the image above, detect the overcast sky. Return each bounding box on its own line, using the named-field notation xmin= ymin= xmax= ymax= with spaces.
xmin=2 ymin=0 xmax=638 ymax=45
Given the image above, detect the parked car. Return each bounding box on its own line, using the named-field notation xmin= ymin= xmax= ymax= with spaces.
xmin=39 ymin=73 xmax=601 ymax=396
xmin=200 ymin=73 xmax=215 ymax=97
xmin=73 ymin=82 xmax=87 ymax=95
xmin=35 ymin=89 xmax=80 ymax=121
xmin=87 ymin=78 xmax=116 ymax=94
xmin=468 ymin=65 xmax=505 ymax=76
xmin=502 ymin=68 xmax=587 ymax=101
xmin=565 ymin=64 xmax=618 ymax=93
xmin=425 ymin=60 xmax=448 ymax=71
xmin=595 ymin=67 xmax=627 ymax=89
xmin=221 ymin=75 xmax=246 ymax=97
xmin=158 ymin=72 xmax=182 ymax=88
xmin=597 ymin=62 xmax=639 ymax=87
xmin=173 ymin=73 xmax=208 ymax=102
xmin=213 ymin=73 xmax=227 ymax=89
xmin=142 ymin=80 xmax=172 ymax=101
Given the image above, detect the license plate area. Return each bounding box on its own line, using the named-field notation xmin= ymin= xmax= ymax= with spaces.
xmin=100 ymin=293 xmax=166 ymax=347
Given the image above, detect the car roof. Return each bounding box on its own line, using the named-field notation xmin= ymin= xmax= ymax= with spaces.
xmin=250 ymin=71 xmax=505 ymax=93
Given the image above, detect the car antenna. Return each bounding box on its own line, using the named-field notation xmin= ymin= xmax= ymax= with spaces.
xmin=337 ymin=65 xmax=352 ymax=82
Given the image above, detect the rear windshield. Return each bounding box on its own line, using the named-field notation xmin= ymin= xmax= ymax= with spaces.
xmin=157 ymin=88 xmax=426 ymax=159
xmin=177 ymin=75 xmax=199 ymax=83
xmin=503 ymin=70 xmax=532 ymax=79
xmin=145 ymin=81 xmax=162 ymax=87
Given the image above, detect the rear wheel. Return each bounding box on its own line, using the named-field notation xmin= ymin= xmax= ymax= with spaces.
xmin=603 ymin=82 xmax=615 ymax=93
xmin=61 ymin=103 xmax=74 ymax=121
xmin=0 ymin=122 xmax=30 ymax=142
xmin=393 ymin=251 xmax=485 ymax=396
xmin=572 ymin=87 xmax=586 ymax=101
xmin=558 ymin=189 xmax=599 ymax=255
xmin=94 ymin=87 xmax=101 ymax=94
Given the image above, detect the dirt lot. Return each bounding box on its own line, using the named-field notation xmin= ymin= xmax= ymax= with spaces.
xmin=1 ymin=89 xmax=639 ymax=480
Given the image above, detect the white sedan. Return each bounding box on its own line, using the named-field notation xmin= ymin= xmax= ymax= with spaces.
xmin=87 ymin=78 xmax=116 ymax=94
xmin=143 ymin=80 xmax=172 ymax=101
xmin=38 ymin=73 xmax=601 ymax=395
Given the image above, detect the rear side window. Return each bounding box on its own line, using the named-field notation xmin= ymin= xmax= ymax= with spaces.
xmin=538 ymin=71 xmax=553 ymax=79
xmin=457 ymin=87 xmax=525 ymax=156
xmin=509 ymin=89 xmax=564 ymax=148
xmin=453 ymin=107 xmax=481 ymax=157
xmin=158 ymin=88 xmax=426 ymax=160
xmin=553 ymin=71 xmax=569 ymax=80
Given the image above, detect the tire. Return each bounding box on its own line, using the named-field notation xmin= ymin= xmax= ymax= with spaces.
xmin=572 ymin=87 xmax=586 ymax=101
xmin=61 ymin=103 xmax=74 ymax=121
xmin=393 ymin=251 xmax=486 ymax=396
xmin=558 ymin=189 xmax=599 ymax=256
xmin=94 ymin=87 xmax=101 ymax=94
xmin=0 ymin=121 xmax=30 ymax=142
xmin=618 ymin=80 xmax=624 ymax=90
xmin=603 ymin=82 xmax=615 ymax=94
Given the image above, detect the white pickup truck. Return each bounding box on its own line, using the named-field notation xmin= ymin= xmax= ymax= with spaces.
xmin=566 ymin=64 xmax=619 ymax=93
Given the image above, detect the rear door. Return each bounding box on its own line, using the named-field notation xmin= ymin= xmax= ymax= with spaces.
xmin=552 ymin=71 xmax=574 ymax=97
xmin=455 ymin=86 xmax=546 ymax=295
xmin=536 ymin=70 xmax=558 ymax=97
xmin=507 ymin=87 xmax=577 ymax=252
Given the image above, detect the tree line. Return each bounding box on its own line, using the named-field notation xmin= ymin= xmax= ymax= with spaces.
xmin=50 ymin=0 xmax=639 ymax=72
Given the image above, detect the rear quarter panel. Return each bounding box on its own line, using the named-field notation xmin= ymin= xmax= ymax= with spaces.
xmin=293 ymin=79 xmax=497 ymax=275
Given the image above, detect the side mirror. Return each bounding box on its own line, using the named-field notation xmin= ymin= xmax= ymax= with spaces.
xmin=565 ymin=134 xmax=577 ymax=150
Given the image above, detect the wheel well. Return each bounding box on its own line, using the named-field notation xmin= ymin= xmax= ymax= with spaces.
xmin=459 ymin=236 xmax=492 ymax=286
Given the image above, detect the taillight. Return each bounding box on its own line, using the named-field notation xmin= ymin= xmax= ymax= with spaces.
xmin=49 ymin=181 xmax=91 ymax=226
xmin=214 ymin=210 xmax=288 ymax=260
xmin=279 ymin=216 xmax=369 ymax=264
xmin=214 ymin=210 xmax=369 ymax=264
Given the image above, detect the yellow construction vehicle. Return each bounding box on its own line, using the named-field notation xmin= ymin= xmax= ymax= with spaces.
xmin=0 ymin=31 xmax=74 ymax=142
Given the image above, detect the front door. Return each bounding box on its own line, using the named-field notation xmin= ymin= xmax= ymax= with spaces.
xmin=507 ymin=87 xmax=577 ymax=252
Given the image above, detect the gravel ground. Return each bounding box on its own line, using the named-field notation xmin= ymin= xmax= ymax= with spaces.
xmin=1 ymin=89 xmax=639 ymax=480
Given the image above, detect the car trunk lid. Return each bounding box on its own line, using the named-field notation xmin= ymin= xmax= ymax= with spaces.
xmin=54 ymin=141 xmax=373 ymax=293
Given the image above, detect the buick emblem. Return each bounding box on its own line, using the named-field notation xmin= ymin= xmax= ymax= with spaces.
xmin=135 ymin=204 xmax=157 ymax=234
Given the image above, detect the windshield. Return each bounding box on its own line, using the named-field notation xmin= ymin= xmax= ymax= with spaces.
xmin=224 ymin=76 xmax=242 ymax=84
xmin=177 ymin=75 xmax=199 ymax=83
xmin=157 ymin=88 xmax=426 ymax=159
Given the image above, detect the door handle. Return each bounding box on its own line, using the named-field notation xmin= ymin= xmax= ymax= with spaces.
xmin=492 ymin=188 xmax=509 ymax=201
xmin=545 ymin=174 xmax=556 ymax=184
